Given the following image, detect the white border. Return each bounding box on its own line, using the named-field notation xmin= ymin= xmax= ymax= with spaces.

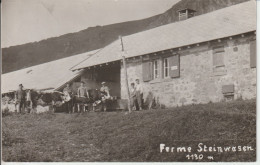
xmin=1 ymin=0 xmax=259 ymax=165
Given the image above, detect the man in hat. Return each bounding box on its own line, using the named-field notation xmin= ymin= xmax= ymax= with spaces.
xmin=135 ymin=79 xmax=143 ymax=110
xmin=100 ymin=82 xmax=110 ymax=111
xmin=15 ymin=84 xmax=26 ymax=113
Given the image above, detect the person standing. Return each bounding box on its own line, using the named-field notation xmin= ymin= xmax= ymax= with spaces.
xmin=26 ymin=89 xmax=33 ymax=113
xmin=77 ymin=82 xmax=89 ymax=98
xmin=100 ymin=82 xmax=110 ymax=112
xmin=63 ymin=83 xmax=73 ymax=113
xmin=77 ymin=81 xmax=90 ymax=112
xmin=135 ymin=79 xmax=143 ymax=110
xmin=130 ymin=83 xmax=137 ymax=111
xmin=15 ymin=84 xmax=26 ymax=113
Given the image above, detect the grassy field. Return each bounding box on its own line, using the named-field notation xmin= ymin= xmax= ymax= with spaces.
xmin=2 ymin=99 xmax=256 ymax=162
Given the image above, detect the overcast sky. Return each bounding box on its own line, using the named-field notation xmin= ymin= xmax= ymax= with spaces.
xmin=2 ymin=0 xmax=180 ymax=48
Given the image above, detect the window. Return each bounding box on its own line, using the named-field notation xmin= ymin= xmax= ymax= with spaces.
xmin=163 ymin=58 xmax=170 ymax=78
xmin=142 ymin=54 xmax=180 ymax=82
xmin=213 ymin=46 xmax=225 ymax=67
xmin=153 ymin=60 xmax=160 ymax=79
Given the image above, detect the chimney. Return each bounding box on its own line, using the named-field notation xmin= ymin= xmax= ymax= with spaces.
xmin=177 ymin=8 xmax=196 ymax=21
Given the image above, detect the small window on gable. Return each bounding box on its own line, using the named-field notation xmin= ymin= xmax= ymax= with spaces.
xmin=213 ymin=46 xmax=225 ymax=67
xmin=163 ymin=58 xmax=170 ymax=78
xmin=153 ymin=60 xmax=160 ymax=79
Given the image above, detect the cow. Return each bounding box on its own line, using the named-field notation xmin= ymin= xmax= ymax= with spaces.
xmin=37 ymin=91 xmax=65 ymax=112
xmin=2 ymin=89 xmax=69 ymax=113
xmin=89 ymin=89 xmax=101 ymax=101
xmin=72 ymin=89 xmax=102 ymax=112
xmin=88 ymin=89 xmax=103 ymax=111
xmin=88 ymin=89 xmax=117 ymax=112
xmin=72 ymin=95 xmax=92 ymax=113
xmin=40 ymin=92 xmax=63 ymax=103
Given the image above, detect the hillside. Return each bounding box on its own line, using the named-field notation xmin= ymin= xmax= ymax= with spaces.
xmin=2 ymin=0 xmax=249 ymax=73
xmin=2 ymin=99 xmax=256 ymax=162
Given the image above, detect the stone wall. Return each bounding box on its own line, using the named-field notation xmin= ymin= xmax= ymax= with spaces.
xmin=120 ymin=34 xmax=256 ymax=107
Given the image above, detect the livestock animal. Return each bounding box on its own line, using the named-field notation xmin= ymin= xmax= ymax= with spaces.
xmin=72 ymin=89 xmax=102 ymax=112
xmin=37 ymin=91 xmax=65 ymax=112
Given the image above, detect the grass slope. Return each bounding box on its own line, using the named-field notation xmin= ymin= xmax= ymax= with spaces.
xmin=2 ymin=99 xmax=256 ymax=162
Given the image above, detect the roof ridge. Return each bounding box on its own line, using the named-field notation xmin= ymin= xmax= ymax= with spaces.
xmin=69 ymin=49 xmax=102 ymax=70
xmin=71 ymin=0 xmax=256 ymax=70
xmin=123 ymin=0 xmax=255 ymax=40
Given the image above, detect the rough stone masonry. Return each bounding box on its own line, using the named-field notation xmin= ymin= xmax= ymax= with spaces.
xmin=120 ymin=33 xmax=256 ymax=107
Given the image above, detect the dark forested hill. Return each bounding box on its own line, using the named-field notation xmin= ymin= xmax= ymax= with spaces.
xmin=2 ymin=0 xmax=249 ymax=73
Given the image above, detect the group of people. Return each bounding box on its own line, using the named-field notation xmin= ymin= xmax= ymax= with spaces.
xmin=63 ymin=81 xmax=111 ymax=113
xmin=130 ymin=79 xmax=143 ymax=111
xmin=12 ymin=81 xmax=111 ymax=113
xmin=12 ymin=79 xmax=144 ymax=113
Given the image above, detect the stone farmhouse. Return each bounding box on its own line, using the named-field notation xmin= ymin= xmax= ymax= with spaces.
xmin=71 ymin=1 xmax=256 ymax=107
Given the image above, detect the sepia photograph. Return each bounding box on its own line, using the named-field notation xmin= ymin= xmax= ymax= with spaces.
xmin=1 ymin=0 xmax=257 ymax=162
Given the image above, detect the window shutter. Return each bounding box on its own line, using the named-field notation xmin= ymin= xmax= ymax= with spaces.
xmin=213 ymin=53 xmax=224 ymax=67
xmin=213 ymin=46 xmax=225 ymax=67
xmin=222 ymin=84 xmax=234 ymax=94
xmin=169 ymin=54 xmax=180 ymax=78
xmin=250 ymin=40 xmax=256 ymax=68
xmin=142 ymin=61 xmax=153 ymax=82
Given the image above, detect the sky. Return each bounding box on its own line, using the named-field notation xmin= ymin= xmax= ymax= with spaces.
xmin=2 ymin=0 xmax=180 ymax=48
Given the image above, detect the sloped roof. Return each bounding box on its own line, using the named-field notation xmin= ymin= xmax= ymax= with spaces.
xmin=72 ymin=1 xmax=256 ymax=71
xmin=1 ymin=49 xmax=99 ymax=94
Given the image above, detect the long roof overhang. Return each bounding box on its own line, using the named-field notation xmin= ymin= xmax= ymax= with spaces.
xmin=71 ymin=1 xmax=256 ymax=71
xmin=1 ymin=49 xmax=99 ymax=94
